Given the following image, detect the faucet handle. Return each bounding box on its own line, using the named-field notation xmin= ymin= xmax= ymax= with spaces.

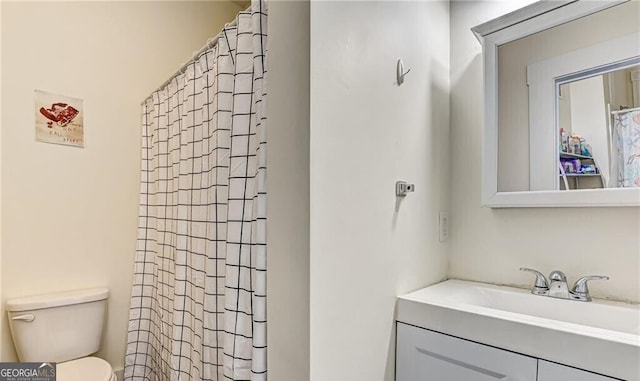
xmin=571 ymin=275 xmax=609 ymax=301
xmin=520 ymin=267 xmax=549 ymax=295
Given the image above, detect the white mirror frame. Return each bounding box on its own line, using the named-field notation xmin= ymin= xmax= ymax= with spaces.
xmin=473 ymin=0 xmax=640 ymax=208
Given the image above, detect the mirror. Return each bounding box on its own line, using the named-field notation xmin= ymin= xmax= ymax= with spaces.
xmin=473 ymin=0 xmax=640 ymax=207
xmin=558 ymin=62 xmax=640 ymax=190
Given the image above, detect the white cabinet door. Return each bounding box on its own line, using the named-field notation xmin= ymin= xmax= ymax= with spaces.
xmin=538 ymin=360 xmax=620 ymax=381
xmin=396 ymin=322 xmax=537 ymax=381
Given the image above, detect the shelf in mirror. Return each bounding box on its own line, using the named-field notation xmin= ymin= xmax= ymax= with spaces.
xmin=559 ymin=152 xmax=593 ymax=160
xmin=558 ymin=152 xmax=604 ymax=190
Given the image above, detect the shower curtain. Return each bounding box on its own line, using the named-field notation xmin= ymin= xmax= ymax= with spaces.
xmin=612 ymin=109 xmax=640 ymax=187
xmin=124 ymin=2 xmax=267 ymax=380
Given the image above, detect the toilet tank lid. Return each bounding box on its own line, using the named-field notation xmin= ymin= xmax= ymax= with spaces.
xmin=6 ymin=288 xmax=109 ymax=312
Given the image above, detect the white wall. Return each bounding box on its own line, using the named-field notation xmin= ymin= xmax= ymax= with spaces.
xmin=266 ymin=1 xmax=310 ymax=380
xmin=310 ymin=2 xmax=449 ymax=380
xmin=0 ymin=1 xmax=243 ymax=369
xmin=450 ymin=1 xmax=640 ymax=303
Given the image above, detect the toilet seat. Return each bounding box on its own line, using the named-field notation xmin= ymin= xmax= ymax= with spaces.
xmin=57 ymin=356 xmax=116 ymax=381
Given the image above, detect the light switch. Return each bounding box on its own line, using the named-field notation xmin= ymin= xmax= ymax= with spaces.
xmin=439 ymin=211 xmax=449 ymax=242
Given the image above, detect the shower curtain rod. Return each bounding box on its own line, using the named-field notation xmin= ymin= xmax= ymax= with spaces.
xmin=142 ymin=15 xmax=242 ymax=104
xmin=610 ymin=106 xmax=640 ymax=115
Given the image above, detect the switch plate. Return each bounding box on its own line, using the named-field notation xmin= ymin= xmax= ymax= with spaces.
xmin=439 ymin=211 xmax=449 ymax=242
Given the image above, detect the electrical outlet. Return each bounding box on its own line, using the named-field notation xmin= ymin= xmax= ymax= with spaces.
xmin=439 ymin=211 xmax=449 ymax=242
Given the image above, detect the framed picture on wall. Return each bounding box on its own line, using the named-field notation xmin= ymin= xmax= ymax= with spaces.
xmin=35 ymin=90 xmax=84 ymax=147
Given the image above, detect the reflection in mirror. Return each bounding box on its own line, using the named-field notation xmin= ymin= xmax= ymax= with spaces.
xmin=496 ymin=0 xmax=640 ymax=193
xmin=557 ymin=62 xmax=640 ymax=190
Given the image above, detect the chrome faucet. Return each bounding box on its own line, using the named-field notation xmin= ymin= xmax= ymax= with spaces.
xmin=548 ymin=270 xmax=570 ymax=299
xmin=520 ymin=268 xmax=609 ymax=302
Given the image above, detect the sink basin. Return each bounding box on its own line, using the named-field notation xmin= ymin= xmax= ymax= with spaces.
xmin=432 ymin=280 xmax=640 ymax=336
xmin=397 ymin=279 xmax=640 ymax=380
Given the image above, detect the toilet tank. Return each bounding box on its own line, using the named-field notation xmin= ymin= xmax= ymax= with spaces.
xmin=5 ymin=288 xmax=109 ymax=363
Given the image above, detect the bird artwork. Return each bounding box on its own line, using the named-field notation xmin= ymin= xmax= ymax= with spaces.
xmin=39 ymin=102 xmax=79 ymax=127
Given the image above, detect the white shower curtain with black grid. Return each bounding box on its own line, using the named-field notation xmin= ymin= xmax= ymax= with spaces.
xmin=124 ymin=2 xmax=267 ymax=380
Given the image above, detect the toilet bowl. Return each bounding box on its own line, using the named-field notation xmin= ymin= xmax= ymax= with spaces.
xmin=5 ymin=288 xmax=116 ymax=381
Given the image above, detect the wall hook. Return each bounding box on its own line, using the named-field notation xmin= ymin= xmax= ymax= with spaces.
xmin=397 ymin=59 xmax=411 ymax=85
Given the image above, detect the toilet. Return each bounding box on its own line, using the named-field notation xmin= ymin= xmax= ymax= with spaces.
xmin=6 ymin=288 xmax=116 ymax=381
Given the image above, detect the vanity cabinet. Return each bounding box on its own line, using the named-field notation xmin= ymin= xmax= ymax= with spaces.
xmin=396 ymin=323 xmax=537 ymax=381
xmin=396 ymin=323 xmax=623 ymax=381
xmin=538 ymin=361 xmax=620 ymax=381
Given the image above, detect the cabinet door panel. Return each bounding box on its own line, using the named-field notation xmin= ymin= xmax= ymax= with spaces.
xmin=538 ymin=360 xmax=620 ymax=381
xmin=396 ymin=323 xmax=537 ymax=381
